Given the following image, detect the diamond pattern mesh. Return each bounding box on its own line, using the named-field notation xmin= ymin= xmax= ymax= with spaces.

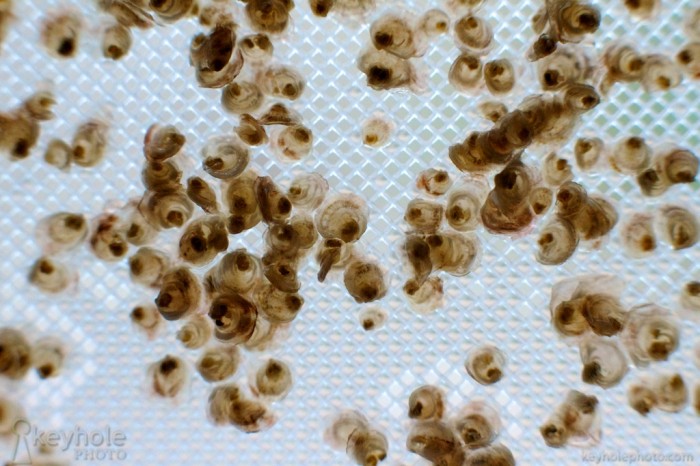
xmin=1 ymin=0 xmax=699 ymax=464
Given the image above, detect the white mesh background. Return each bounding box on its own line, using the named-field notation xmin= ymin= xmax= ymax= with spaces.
xmin=1 ymin=0 xmax=699 ymax=465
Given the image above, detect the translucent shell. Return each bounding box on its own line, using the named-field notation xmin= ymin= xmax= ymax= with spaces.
xmin=150 ymin=0 xmax=196 ymax=23
xmin=258 ymin=65 xmax=306 ymax=101
xmin=35 ymin=212 xmax=88 ymax=254
xmin=324 ymin=410 xmax=370 ymax=451
xmin=129 ymin=247 xmax=170 ymax=288
xmin=408 ymin=385 xmax=445 ymax=420
xmin=358 ymin=306 xmax=387 ymax=331
xmin=245 ymin=0 xmax=294 ymax=34
xmin=221 ymin=81 xmax=264 ymax=115
xmin=140 ymin=189 xmax=195 ymax=230
xmin=201 ymin=135 xmax=250 ymax=180
xmin=271 ymin=124 xmax=313 ymax=162
xmin=619 ymin=212 xmax=656 ymax=258
xmin=405 ymin=198 xmax=444 ymax=233
xmin=540 ymin=390 xmax=601 ymax=448
xmin=609 ymin=136 xmax=651 ymax=175
xmin=655 ymin=205 xmax=699 ymax=250
xmin=370 ymin=12 xmax=426 ymax=59
xmin=41 ymin=11 xmax=82 ymax=59
xmin=288 ymin=172 xmax=329 ymax=210
xmin=130 ymin=303 xmax=164 ymax=339
xmin=343 ymin=259 xmax=388 ymax=303
xmin=579 ymin=336 xmax=628 ymax=388
xmin=406 ymin=420 xmax=465 ymax=465
xmin=403 ymin=276 xmax=444 ymax=315
xmin=445 ymin=177 xmax=488 ymax=231
xmin=250 ymin=358 xmax=293 ymax=401
xmin=0 ymin=328 xmax=32 ymax=380
xmin=72 ymin=119 xmax=109 ymax=167
xmin=426 ymin=231 xmax=480 ymax=276
xmin=449 ymin=53 xmax=483 ymax=92
xmin=178 ymin=215 xmax=229 ymax=266
xmin=176 ymin=314 xmax=212 ymax=350
xmin=148 ymin=355 xmax=188 ymax=398
xmin=196 ymin=345 xmax=241 ymax=383
xmin=143 ymin=123 xmax=186 ymax=162
xmin=465 ymin=344 xmax=506 ymax=385
xmin=541 ymin=152 xmax=574 ymax=187
xmin=315 ymin=193 xmax=369 ymax=243
xmin=622 ymin=303 xmax=680 ymax=367
xmin=187 ymin=176 xmax=219 ymax=214
xmin=453 ymin=14 xmax=493 ymax=54
xmin=89 ymin=213 xmax=128 ymax=261
xmin=235 ymin=114 xmax=268 ymax=147
xmin=155 ymin=266 xmax=202 ymax=321
xmin=450 ymin=400 xmax=501 ymax=448
xmin=208 ymin=294 xmax=258 ymax=344
xmin=361 ymin=113 xmax=394 ymax=148
xmin=417 ymin=168 xmax=452 ymax=196
xmin=102 ymin=23 xmax=132 ymax=60
xmin=256 ymin=283 xmax=304 ymax=323
xmin=357 ymin=47 xmax=421 ymax=92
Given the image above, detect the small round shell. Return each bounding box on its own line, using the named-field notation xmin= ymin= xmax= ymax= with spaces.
xmin=197 ymin=345 xmax=241 ymax=383
xmin=208 ymin=294 xmax=258 ymax=344
xmin=324 ymin=410 xmax=370 ymax=451
xmin=258 ymin=65 xmax=306 ymax=100
xmin=445 ymin=178 xmax=488 ymax=231
xmin=450 ymin=400 xmax=501 ymax=448
xmin=361 ymin=114 xmax=394 ymax=148
xmin=656 ymin=147 xmax=699 ymax=184
xmin=140 ymin=189 xmax=195 ymax=230
xmin=541 ymin=152 xmax=574 ymax=187
xmin=271 ymin=124 xmax=313 ymax=162
xmin=31 ymin=337 xmax=66 ymax=379
xmin=418 ymin=9 xmax=449 ymax=38
xmin=178 ymin=215 xmax=229 ymax=266
xmin=315 ymin=238 xmax=354 ymax=282
xmin=207 ymin=249 xmax=263 ymax=296
xmin=141 ymin=160 xmax=182 ymax=193
xmin=654 ymin=372 xmax=688 ymax=413
xmin=623 ymin=0 xmax=660 ymax=21
xmin=176 ymin=314 xmax=212 ymax=350
xmin=465 ymin=344 xmax=506 ymax=385
xmin=221 ymin=81 xmax=264 ymax=115
xmin=347 ymin=428 xmax=388 ymax=466
xmin=536 ymin=218 xmax=578 ymax=266
xmin=245 ymin=0 xmax=293 ymax=34
xmin=287 ymin=172 xmax=329 ymax=210
xmin=21 ymin=90 xmax=56 ymax=121
xmin=315 ymin=193 xmax=369 ymax=243
xmin=148 ymin=355 xmax=188 ymax=398
xmin=537 ymin=45 xmax=591 ymax=92
xmin=129 ymin=247 xmax=170 ymax=288
xmin=677 ymin=42 xmax=700 ymax=79
xmin=35 ymin=212 xmax=88 ymax=254
xmin=102 ymin=23 xmax=132 ymax=60
xmin=449 ymin=53 xmax=483 ymax=92
xmin=579 ymin=336 xmax=628 ymax=388
xmin=464 ymin=444 xmax=515 ymax=466
xmin=150 ymin=0 xmax=196 ymax=23
xmin=529 ymin=186 xmax=554 ymax=216
xmin=405 ymin=199 xmax=444 ymax=233
xmin=0 ymin=328 xmax=32 ymax=380
xmin=609 ymin=136 xmax=651 ymax=174
xmin=143 ymin=123 xmax=186 ymax=162
xmin=122 ymin=202 xmax=158 ymax=246
xmin=426 ymin=231 xmax=480 ymax=276
xmin=130 ymin=303 xmax=164 ymax=339
xmin=187 ymin=176 xmax=219 ymax=214
xmin=72 ymin=119 xmax=109 ymax=167
xmin=549 ymin=2 xmax=601 ymax=43
xmin=44 ymin=138 xmax=72 ymax=170
xmin=357 ymin=47 xmax=421 ymax=92
xmin=256 ymin=283 xmax=304 ymax=323
xmin=223 ymin=170 xmax=262 ymax=234
xmin=258 ymin=102 xmax=302 ymax=126
xmin=250 ymin=358 xmax=293 ymax=400
xmin=208 ymin=384 xmax=277 ymax=433
xmin=201 ymin=136 xmax=249 ymax=180
xmin=484 ymin=58 xmax=516 ymax=95
xmin=89 ymin=213 xmax=128 ymax=261
xmin=343 ymin=259 xmax=388 ymax=304
xmin=235 ymin=114 xmax=268 ymax=147
xmin=679 ymin=281 xmax=700 ymax=321
xmin=641 ymin=54 xmax=683 ymax=92
xmin=656 ymin=205 xmax=699 ymax=250
xmin=620 ymin=212 xmax=656 ymax=258
xmin=239 ymin=33 xmax=274 ymax=63
xmin=454 ymin=14 xmax=493 ymax=53
xmin=155 ymin=266 xmax=202 ymax=321
xmin=403 ymin=276 xmax=444 ymax=314
xmin=404 ymin=235 xmax=432 ymax=285
xmin=190 ymin=27 xmax=243 ymax=89
xmin=478 ymin=100 xmax=508 ymax=123
xmin=622 ymin=303 xmax=680 ymax=367
xmin=417 ymin=169 xmax=452 ymax=196
xmin=255 ymin=176 xmax=293 ymax=224
xmin=358 ymin=306 xmax=387 ymax=331
xmin=574 ymin=137 xmax=604 ymax=172
xmin=408 ymin=385 xmax=444 ymax=421
xmin=370 ymin=12 xmax=426 ymax=59
xmin=406 ymin=420 xmax=465 ymax=465
xmin=41 ymin=11 xmax=82 ymax=59
xmin=628 ymin=379 xmax=657 ymax=415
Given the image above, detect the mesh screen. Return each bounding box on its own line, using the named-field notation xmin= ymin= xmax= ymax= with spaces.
xmin=0 ymin=0 xmax=699 ymax=465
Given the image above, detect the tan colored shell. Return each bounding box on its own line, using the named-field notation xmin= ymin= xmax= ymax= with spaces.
xmin=140 ymin=189 xmax=195 ymax=230
xmin=271 ymin=124 xmax=313 ymax=161
xmin=206 ymin=249 xmax=263 ymax=296
xmin=150 ymin=0 xmax=196 ymax=23
xmin=36 ymin=212 xmax=88 ymax=254
xmin=323 ymin=410 xmax=370 ymax=451
xmin=540 ymin=390 xmax=600 ymax=448
xmin=656 ymin=205 xmax=699 ymax=250
xmin=176 ymin=314 xmax=212 ymax=350
xmin=178 ymin=215 xmax=229 ymax=266
xmin=221 ymin=81 xmax=264 ymax=115
xmin=201 ymin=135 xmax=249 ymax=180
xmin=258 ymin=102 xmax=302 ymax=126
xmin=542 ymin=152 xmax=574 ymax=187
xmin=628 ymin=379 xmax=657 ymax=415
xmin=426 ymin=231 xmax=480 ymax=276
xmin=21 ymin=90 xmax=56 ymax=121
xmin=622 ymin=0 xmax=660 ymax=20
xmin=404 ymin=235 xmax=432 ymax=285
xmin=288 ymin=172 xmax=329 ymax=210
xmin=454 ymin=14 xmax=492 ymax=53
xmin=358 ymin=306 xmax=387 ymax=331
xmin=347 ymin=428 xmax=388 ymax=466
xmin=207 ymin=383 xmax=277 ymax=433
xmin=245 ymin=0 xmax=294 ymax=34
xmin=484 ymin=58 xmax=516 ymax=95
xmin=259 ymin=65 xmax=306 ymax=101
xmin=41 ymin=11 xmax=82 ymax=58
xmin=574 ymin=137 xmax=604 ymax=171
xmin=478 ymin=100 xmax=508 ymax=123
xmin=0 ymin=328 xmax=32 ymax=380
xmin=620 ymin=212 xmax=656 ymax=258
xmin=98 ymin=0 xmax=155 ymax=29
xmin=677 ymin=42 xmax=700 ymax=79
xmin=239 ymin=34 xmax=274 ymax=63
xmin=262 ymin=252 xmax=301 ymax=292
xmin=654 ymin=372 xmax=688 ymax=413
xmin=44 ymin=138 xmax=72 ymax=170
xmin=343 ymin=259 xmax=388 ymax=303
xmin=465 ymin=344 xmax=506 ymax=385
xmin=465 ymin=444 xmax=515 ymax=466
xmin=408 ymin=385 xmax=444 ymax=420
xmin=579 ymin=336 xmax=628 ymax=388
xmin=129 ymin=247 xmax=170 ymax=288
xmin=141 ymin=160 xmax=182 ymax=193
xmin=449 ymin=53 xmax=482 ymax=92
xmin=403 ymin=276 xmax=444 ymax=315
xmin=197 ymin=345 xmax=241 ymax=383
xmin=416 ymin=168 xmax=453 ymax=196
xmin=622 ymin=304 xmax=679 ymax=367
xmin=72 ymin=119 xmax=109 ymax=167
xmin=450 ymin=400 xmax=501 ymax=448
xmin=529 ymin=186 xmax=553 ymax=216
xmin=445 ymin=179 xmax=487 ymax=232
xmin=89 ymin=213 xmax=128 ymax=261
xmin=148 ymin=355 xmax=188 ymax=398
xmin=406 ymin=420 xmax=465 ymax=465
xmin=255 ymin=176 xmax=293 ymax=224
xmin=102 ymin=23 xmax=132 ymax=60
xmin=546 ymin=0 xmax=600 ymax=44
xmin=641 ymin=54 xmax=683 ymax=92
xmin=536 ymin=218 xmax=578 ymax=265
xmin=208 ymin=293 xmax=258 ymax=343
xmin=370 ymin=12 xmax=426 ymax=59
xmin=190 ymin=26 xmax=244 ymax=89
xmin=361 ymin=113 xmax=394 ymax=148
xmin=186 ymin=176 xmax=219 ymax=214
xmin=155 ymin=266 xmax=202 ymax=321
xmin=609 ymin=136 xmax=651 ymax=174
xmin=357 ymin=47 xmax=420 ymax=92
xmin=405 ymin=199 xmax=443 ymax=233
xmin=143 ymin=123 xmax=186 ymax=162
xmin=0 ymin=396 xmax=25 ymax=436
xmin=31 ymin=337 xmax=66 ymax=379
xmin=235 ymin=114 xmax=268 ymax=146
xmin=315 ymin=193 xmax=369 ymax=243
xmin=315 ymin=238 xmax=354 ymax=282
xmin=250 ymin=358 xmax=293 ymax=400
xmin=537 ymin=45 xmax=591 ymax=92
xmin=256 ymin=283 xmax=304 ymax=323
xmin=223 ymin=170 xmax=262 ymax=234
xmin=130 ymin=303 xmax=164 ymax=339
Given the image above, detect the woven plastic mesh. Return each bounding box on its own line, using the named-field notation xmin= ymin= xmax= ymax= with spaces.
xmin=1 ymin=0 xmax=699 ymax=465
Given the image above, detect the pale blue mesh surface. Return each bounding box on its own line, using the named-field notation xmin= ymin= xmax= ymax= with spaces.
xmin=0 ymin=0 xmax=699 ymax=465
